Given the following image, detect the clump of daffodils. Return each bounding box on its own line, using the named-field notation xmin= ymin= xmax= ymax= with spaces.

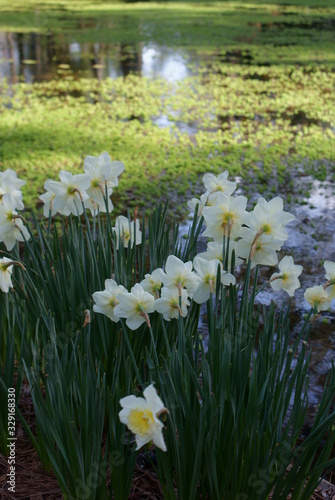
xmin=1 ymin=158 xmax=335 ymax=324
xmin=39 ymin=152 xmax=125 ymax=217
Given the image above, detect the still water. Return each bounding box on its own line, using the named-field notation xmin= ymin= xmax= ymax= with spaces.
xmin=0 ymin=31 xmax=191 ymax=83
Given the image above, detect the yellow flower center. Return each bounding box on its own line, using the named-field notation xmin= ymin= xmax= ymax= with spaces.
xmin=109 ymin=298 xmax=118 ymax=308
xmin=221 ymin=212 xmax=233 ymax=225
xmin=128 ymin=409 xmax=155 ymax=436
xmin=262 ymin=223 xmax=271 ymax=234
xmin=91 ymin=179 xmax=100 ymax=188
xmin=67 ymin=186 xmax=76 ymax=195
xmin=204 ymin=274 xmax=214 ymax=284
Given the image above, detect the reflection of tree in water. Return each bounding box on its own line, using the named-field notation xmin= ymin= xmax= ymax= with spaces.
xmin=0 ymin=30 xmax=144 ymax=83
xmin=119 ymin=43 xmax=142 ymax=77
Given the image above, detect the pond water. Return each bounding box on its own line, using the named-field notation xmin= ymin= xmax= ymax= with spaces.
xmin=0 ymin=32 xmax=192 ymax=83
xmin=0 ymin=20 xmax=334 ymax=426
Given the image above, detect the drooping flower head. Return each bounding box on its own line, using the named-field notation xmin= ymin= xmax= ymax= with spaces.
xmin=92 ymin=279 xmax=128 ymax=322
xmin=246 ymin=197 xmax=295 ymax=242
xmin=46 ymin=170 xmax=90 ymax=216
xmin=161 ymin=255 xmax=201 ymax=298
xmin=270 ymin=256 xmax=303 ymax=297
xmin=113 ymin=283 xmax=155 ymax=330
xmin=203 ymin=172 xmax=237 ymax=197
xmin=140 ymin=268 xmax=165 ymax=298
xmin=154 ymin=286 xmax=190 ymax=320
xmin=192 ymin=257 xmax=235 ymax=304
xmin=0 ymin=169 xmax=26 ymax=210
xmin=324 ymin=260 xmax=335 ymax=301
xmin=0 ymin=257 xmax=14 ymax=293
xmin=112 ymin=216 xmax=142 ymax=249
xmin=202 ymin=192 xmax=248 ymax=240
xmin=39 ymin=179 xmax=59 ymax=217
xmin=236 ymin=227 xmax=281 ymax=269
xmin=304 ymin=285 xmax=330 ymax=312
xmin=0 ymin=199 xmax=30 ymax=250
xmin=0 ymin=257 xmax=25 ymax=293
xmin=119 ymin=384 xmax=168 ymax=452
xmin=83 ymin=152 xmax=125 ymax=214
xmin=196 ymin=241 xmax=243 ymax=271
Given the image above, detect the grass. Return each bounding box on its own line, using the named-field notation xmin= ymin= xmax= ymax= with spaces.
xmin=0 ymin=0 xmax=335 ymax=215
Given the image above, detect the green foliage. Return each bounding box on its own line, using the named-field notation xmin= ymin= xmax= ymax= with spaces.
xmin=1 ymin=198 xmax=334 ymax=498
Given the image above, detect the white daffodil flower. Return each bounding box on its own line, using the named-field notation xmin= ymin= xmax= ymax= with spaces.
xmin=202 ymin=192 xmax=248 ymax=241
xmin=140 ymin=268 xmax=165 ymax=298
xmin=92 ymin=279 xmax=128 ymax=322
xmin=196 ymin=241 xmax=243 ymax=270
xmin=84 ymin=152 xmax=125 ymax=189
xmin=0 ymin=169 xmax=26 ymax=210
xmin=0 ymin=199 xmax=30 ymax=251
xmin=192 ymin=257 xmax=235 ymax=304
xmin=187 ymin=192 xmax=209 ymax=215
xmin=304 ymin=285 xmax=330 ymax=312
xmin=119 ymin=384 xmax=168 ymax=452
xmin=236 ymin=227 xmax=281 ymax=269
xmin=112 ymin=216 xmax=142 ymax=249
xmin=114 ymin=283 xmax=155 ymax=330
xmin=39 ymin=179 xmax=60 ymax=217
xmin=154 ymin=286 xmax=190 ymax=320
xmin=162 ymin=255 xmax=201 ymax=298
xmin=0 ymin=258 xmax=25 ymax=293
xmin=0 ymin=257 xmax=14 ymax=293
xmin=83 ymin=152 xmax=125 ymax=214
xmin=247 ymin=196 xmax=295 ymax=242
xmin=324 ymin=260 xmax=335 ymax=300
xmin=47 ymin=170 xmax=90 ymax=216
xmin=202 ymin=171 xmax=237 ymax=197
xmin=270 ymin=256 xmax=303 ymax=297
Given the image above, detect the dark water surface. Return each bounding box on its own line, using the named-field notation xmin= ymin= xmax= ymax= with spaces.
xmin=0 ymin=31 xmax=192 ymax=83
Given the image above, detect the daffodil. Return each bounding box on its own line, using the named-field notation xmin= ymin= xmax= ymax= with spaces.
xmin=324 ymin=260 xmax=335 ymax=300
xmin=162 ymin=255 xmax=201 ymax=298
xmin=0 ymin=257 xmax=14 ymax=293
xmin=202 ymin=192 xmax=248 ymax=240
xmin=140 ymin=268 xmax=165 ymax=298
xmin=304 ymin=285 xmax=330 ymax=312
xmin=0 ymin=169 xmax=26 ymax=210
xmin=84 ymin=152 xmax=124 ymax=188
xmin=0 ymin=199 xmax=30 ymax=250
xmin=192 ymin=257 xmax=235 ymax=304
xmin=39 ymin=180 xmax=59 ymax=217
xmin=113 ymin=283 xmax=155 ymax=330
xmin=0 ymin=258 xmax=25 ymax=293
xmin=270 ymin=256 xmax=303 ymax=297
xmin=202 ymin=172 xmax=236 ymax=197
xmin=112 ymin=216 xmax=142 ymax=249
xmin=196 ymin=241 xmax=243 ymax=270
xmin=247 ymin=197 xmax=295 ymax=242
xmin=119 ymin=384 xmax=168 ymax=452
xmin=83 ymin=152 xmax=125 ymax=214
xmin=236 ymin=227 xmax=281 ymax=269
xmin=92 ymin=279 xmax=128 ymax=322
xmin=47 ymin=171 xmax=90 ymax=216
xmin=187 ymin=192 xmax=209 ymax=215
xmin=154 ymin=286 xmax=190 ymax=320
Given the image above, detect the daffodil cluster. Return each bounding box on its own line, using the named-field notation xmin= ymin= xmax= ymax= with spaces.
xmin=0 ymin=169 xmax=30 ymax=250
xmin=1 ymin=160 xmax=335 ymax=322
xmin=93 ymin=253 xmax=235 ymax=329
xmin=39 ymin=152 xmax=125 ymax=217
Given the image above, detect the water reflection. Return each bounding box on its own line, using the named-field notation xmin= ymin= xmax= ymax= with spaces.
xmin=0 ymin=32 xmax=190 ymax=83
